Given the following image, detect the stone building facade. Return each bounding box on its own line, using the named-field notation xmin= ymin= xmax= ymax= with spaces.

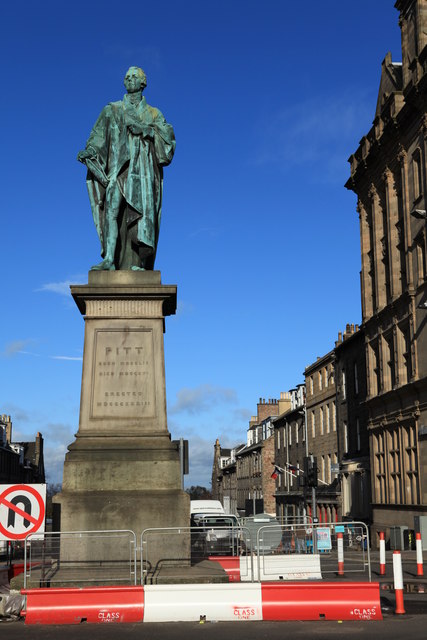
xmin=334 ymin=325 xmax=371 ymax=523
xmin=212 ymin=397 xmax=290 ymax=516
xmin=345 ymin=0 xmax=427 ymax=536
xmin=0 ymin=414 xmax=45 ymax=484
xmin=304 ymin=352 xmax=341 ymax=522
xmin=273 ymin=385 xmax=307 ymax=520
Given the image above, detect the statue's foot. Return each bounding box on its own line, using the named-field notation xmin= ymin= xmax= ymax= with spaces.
xmin=131 ymin=265 xmax=145 ymax=271
xmin=90 ymin=259 xmax=116 ymax=271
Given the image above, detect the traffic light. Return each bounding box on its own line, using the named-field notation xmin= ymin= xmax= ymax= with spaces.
xmin=304 ymin=456 xmax=318 ymax=487
xmin=308 ymin=457 xmax=318 ymax=487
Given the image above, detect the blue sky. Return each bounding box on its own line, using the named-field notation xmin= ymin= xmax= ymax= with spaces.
xmin=1 ymin=1 xmax=402 ymax=487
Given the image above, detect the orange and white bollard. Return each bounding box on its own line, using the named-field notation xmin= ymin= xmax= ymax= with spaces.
xmin=379 ymin=531 xmax=386 ymax=575
xmin=393 ymin=550 xmax=405 ymax=614
xmin=337 ymin=532 xmax=344 ymax=576
xmin=416 ymin=532 xmax=424 ymax=577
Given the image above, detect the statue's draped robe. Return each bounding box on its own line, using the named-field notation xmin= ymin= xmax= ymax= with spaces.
xmin=85 ymin=94 xmax=175 ymax=268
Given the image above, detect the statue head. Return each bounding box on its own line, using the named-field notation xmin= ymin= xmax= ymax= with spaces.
xmin=124 ymin=66 xmax=147 ymax=93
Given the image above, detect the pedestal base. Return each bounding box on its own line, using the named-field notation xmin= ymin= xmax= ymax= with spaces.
xmin=54 ymin=271 xmax=190 ymax=570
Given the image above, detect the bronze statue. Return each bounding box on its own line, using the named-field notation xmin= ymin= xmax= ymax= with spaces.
xmin=78 ymin=67 xmax=175 ymax=271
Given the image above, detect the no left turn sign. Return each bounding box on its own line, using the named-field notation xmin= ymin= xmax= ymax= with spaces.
xmin=0 ymin=484 xmax=46 ymax=541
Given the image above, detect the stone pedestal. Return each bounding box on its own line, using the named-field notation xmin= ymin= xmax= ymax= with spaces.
xmin=54 ymin=270 xmax=189 ymax=567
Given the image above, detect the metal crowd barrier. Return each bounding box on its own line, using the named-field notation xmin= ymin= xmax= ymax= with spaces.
xmin=140 ymin=525 xmax=253 ymax=584
xmin=21 ymin=520 xmax=370 ymax=589
xmin=256 ymin=521 xmax=371 ymax=581
xmin=24 ymin=530 xmax=137 ymax=588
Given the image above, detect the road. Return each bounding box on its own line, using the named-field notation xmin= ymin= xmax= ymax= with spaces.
xmin=2 ymin=615 xmax=427 ymax=640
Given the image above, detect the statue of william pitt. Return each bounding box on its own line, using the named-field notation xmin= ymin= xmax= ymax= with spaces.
xmin=77 ymin=66 xmax=176 ymax=271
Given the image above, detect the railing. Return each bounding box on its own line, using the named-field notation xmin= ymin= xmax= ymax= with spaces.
xmin=140 ymin=525 xmax=252 ymax=584
xmin=256 ymin=521 xmax=371 ymax=581
xmin=24 ymin=530 xmax=137 ymax=588
xmin=20 ymin=520 xmax=370 ymax=588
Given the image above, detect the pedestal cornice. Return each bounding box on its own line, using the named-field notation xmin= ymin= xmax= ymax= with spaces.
xmin=70 ymin=271 xmax=177 ymax=317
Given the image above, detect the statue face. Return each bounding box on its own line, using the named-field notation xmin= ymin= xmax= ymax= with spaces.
xmin=124 ymin=67 xmax=145 ymax=93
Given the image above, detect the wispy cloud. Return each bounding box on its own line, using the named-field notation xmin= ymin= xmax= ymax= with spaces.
xmin=2 ymin=339 xmax=37 ymax=357
xmin=36 ymin=274 xmax=86 ymax=297
xmin=50 ymin=356 xmax=83 ymax=361
xmin=169 ymin=384 xmax=238 ymax=416
xmin=252 ymin=89 xmax=373 ymax=183
xmin=1 ymin=404 xmax=31 ymax=423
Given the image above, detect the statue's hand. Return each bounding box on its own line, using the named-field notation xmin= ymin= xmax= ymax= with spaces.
xmin=77 ymin=148 xmax=95 ymax=163
xmin=128 ymin=124 xmax=154 ymax=139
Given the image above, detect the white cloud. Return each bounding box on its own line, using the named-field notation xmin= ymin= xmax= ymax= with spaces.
xmin=2 ymin=339 xmax=37 ymax=357
xmin=36 ymin=275 xmax=86 ymax=296
xmin=50 ymin=356 xmax=83 ymax=361
xmin=169 ymin=384 xmax=238 ymax=415
xmin=252 ymin=89 xmax=373 ymax=183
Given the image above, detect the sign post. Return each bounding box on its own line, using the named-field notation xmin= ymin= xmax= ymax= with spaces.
xmin=0 ymin=484 xmax=46 ymax=541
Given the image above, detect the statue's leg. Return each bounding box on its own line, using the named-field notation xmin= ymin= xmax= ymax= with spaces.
xmin=91 ymin=183 xmax=122 ymax=271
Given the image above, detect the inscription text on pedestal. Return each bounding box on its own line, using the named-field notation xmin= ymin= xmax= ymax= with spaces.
xmin=90 ymin=329 xmax=156 ymax=419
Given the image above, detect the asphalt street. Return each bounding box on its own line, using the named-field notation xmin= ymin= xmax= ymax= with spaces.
xmin=2 ymin=614 xmax=427 ymax=640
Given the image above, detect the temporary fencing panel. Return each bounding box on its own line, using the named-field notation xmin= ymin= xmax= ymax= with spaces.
xmin=24 ymin=530 xmax=137 ymax=588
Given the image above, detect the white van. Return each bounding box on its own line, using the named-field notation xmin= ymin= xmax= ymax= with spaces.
xmin=190 ymin=500 xmax=225 ymax=516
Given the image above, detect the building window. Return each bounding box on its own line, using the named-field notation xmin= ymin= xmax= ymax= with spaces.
xmin=356 ymin=418 xmax=361 ymax=452
xmin=325 ymin=367 xmax=328 ymax=388
xmin=311 ymin=411 xmax=316 ymax=438
xmin=332 ymin=401 xmax=336 ymax=431
xmin=310 ymin=376 xmax=314 ymax=395
xmin=403 ymin=424 xmax=419 ymax=505
xmin=329 ymin=366 xmax=334 ymax=386
xmin=277 ymin=429 xmax=280 ymax=450
xmin=412 ymin=148 xmax=423 ymax=201
xmin=354 ymin=362 xmax=359 ymax=395
xmin=326 ymin=404 xmax=330 ymax=433
xmin=398 ymin=323 xmax=412 ymax=385
xmin=288 ymin=423 xmax=292 ymax=447
xmin=388 ymin=428 xmax=402 ymax=504
xmin=321 ymin=455 xmax=325 ymax=482
xmin=327 ymin=454 xmax=332 ymax=483
xmin=341 ymin=370 xmax=346 ymax=400
xmin=383 ymin=332 xmax=395 ymax=391
xmin=295 ymin=422 xmax=299 ymax=445
xmin=373 ymin=432 xmax=386 ymax=503
xmin=319 ymin=370 xmax=323 ymax=391
xmin=416 ymin=234 xmax=426 ymax=284
xmin=343 ymin=421 xmax=348 ymax=454
xmin=368 ymin=340 xmax=381 ymax=396
xmin=320 ymin=406 xmax=324 ymax=435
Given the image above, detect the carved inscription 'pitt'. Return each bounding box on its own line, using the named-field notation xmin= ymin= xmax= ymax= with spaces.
xmin=91 ymin=329 xmax=155 ymax=419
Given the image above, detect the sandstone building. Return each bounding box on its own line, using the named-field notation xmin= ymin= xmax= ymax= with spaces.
xmin=0 ymin=414 xmax=45 ymax=484
xmin=345 ymin=0 xmax=427 ymax=536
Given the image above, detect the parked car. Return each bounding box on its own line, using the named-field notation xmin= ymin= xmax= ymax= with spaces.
xmin=191 ymin=514 xmax=242 ymax=558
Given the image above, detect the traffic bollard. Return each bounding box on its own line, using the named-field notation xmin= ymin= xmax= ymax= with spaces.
xmin=416 ymin=532 xmax=424 ymax=577
xmin=337 ymin=532 xmax=344 ymax=576
xmin=392 ymin=551 xmax=405 ymax=615
xmin=379 ymin=531 xmax=386 ymax=576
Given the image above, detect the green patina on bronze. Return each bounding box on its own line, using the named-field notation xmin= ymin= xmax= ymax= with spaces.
xmin=77 ymin=66 xmax=175 ymax=271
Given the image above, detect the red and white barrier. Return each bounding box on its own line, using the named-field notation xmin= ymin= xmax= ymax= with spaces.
xmin=379 ymin=531 xmax=386 ymax=575
xmin=393 ymin=551 xmax=405 ymax=615
xmin=209 ymin=554 xmax=322 ymax=582
xmin=22 ymin=581 xmax=383 ymax=624
xmin=416 ymin=532 xmax=424 ymax=577
xmin=21 ymin=586 xmax=145 ymax=625
xmin=337 ymin=532 xmax=344 ymax=576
